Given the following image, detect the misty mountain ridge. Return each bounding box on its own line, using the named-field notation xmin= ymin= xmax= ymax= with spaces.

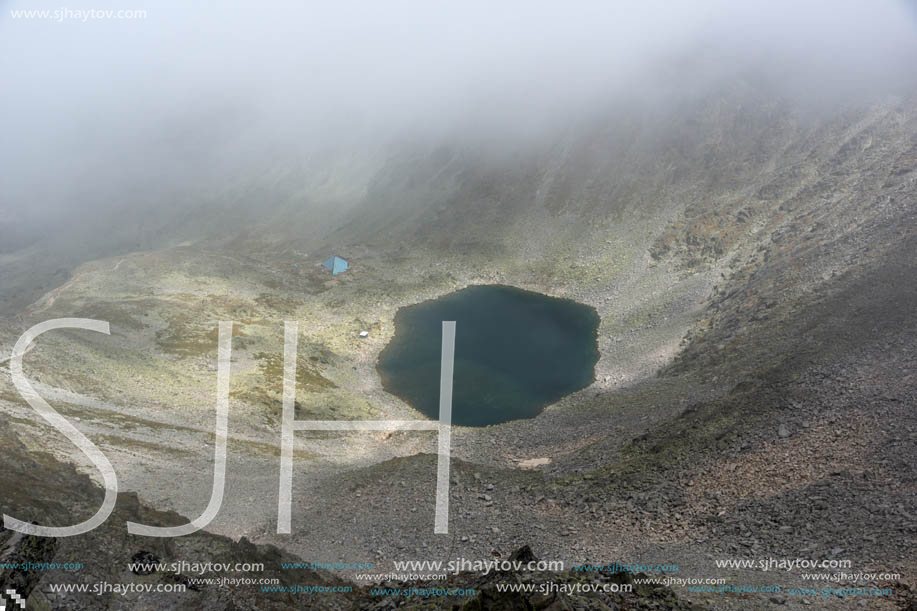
xmin=1 ymin=3 xmax=916 ymax=608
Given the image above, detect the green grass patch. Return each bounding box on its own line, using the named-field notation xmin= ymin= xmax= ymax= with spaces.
xmin=156 ymin=315 xmax=247 ymax=356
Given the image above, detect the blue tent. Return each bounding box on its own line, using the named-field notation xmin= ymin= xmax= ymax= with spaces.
xmin=322 ymin=255 xmax=349 ymax=275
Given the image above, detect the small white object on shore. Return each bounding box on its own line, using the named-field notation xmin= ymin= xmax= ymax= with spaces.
xmin=359 ymin=331 xmax=369 ymax=338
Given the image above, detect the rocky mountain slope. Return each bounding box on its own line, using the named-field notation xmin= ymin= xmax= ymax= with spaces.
xmin=0 ymin=84 xmax=915 ymax=608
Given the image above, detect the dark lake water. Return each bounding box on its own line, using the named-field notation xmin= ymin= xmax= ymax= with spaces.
xmin=377 ymin=285 xmax=599 ymax=426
